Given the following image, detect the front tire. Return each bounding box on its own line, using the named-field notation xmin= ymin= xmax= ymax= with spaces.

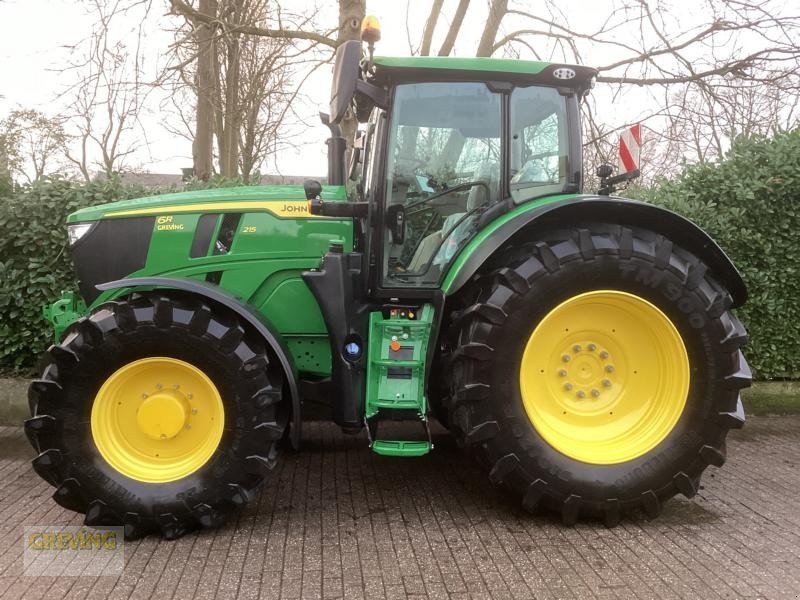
xmin=443 ymin=223 xmax=751 ymax=525
xmin=25 ymin=293 xmax=288 ymax=539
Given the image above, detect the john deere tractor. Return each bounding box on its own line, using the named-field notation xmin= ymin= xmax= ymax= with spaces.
xmin=26 ymin=19 xmax=750 ymax=539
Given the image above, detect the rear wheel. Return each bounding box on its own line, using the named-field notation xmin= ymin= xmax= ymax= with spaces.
xmin=25 ymin=293 xmax=288 ymax=539
xmin=443 ymin=223 xmax=750 ymax=525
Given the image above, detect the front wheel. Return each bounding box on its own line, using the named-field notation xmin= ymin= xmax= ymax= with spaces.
xmin=25 ymin=293 xmax=288 ymax=539
xmin=443 ymin=223 xmax=751 ymax=525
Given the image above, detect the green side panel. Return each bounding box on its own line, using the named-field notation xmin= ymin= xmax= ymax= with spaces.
xmin=285 ymin=336 xmax=331 ymax=377
xmin=441 ymin=193 xmax=582 ymax=293
xmin=146 ymin=213 xmax=201 ymax=267
xmin=374 ymin=55 xmax=552 ymax=76
xmin=77 ymin=185 xmax=355 ymax=378
xmin=253 ymin=275 xmax=326 ymax=333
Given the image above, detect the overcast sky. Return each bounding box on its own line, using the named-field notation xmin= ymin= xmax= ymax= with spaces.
xmin=1 ymin=0 xmax=775 ymax=178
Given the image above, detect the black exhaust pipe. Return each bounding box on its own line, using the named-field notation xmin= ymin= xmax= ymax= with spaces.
xmin=320 ymin=112 xmax=346 ymax=186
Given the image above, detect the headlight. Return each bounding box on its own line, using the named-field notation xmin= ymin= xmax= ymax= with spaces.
xmin=67 ymin=223 xmax=94 ymax=246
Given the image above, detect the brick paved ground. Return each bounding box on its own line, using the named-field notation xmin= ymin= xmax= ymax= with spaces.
xmin=0 ymin=417 xmax=798 ymax=600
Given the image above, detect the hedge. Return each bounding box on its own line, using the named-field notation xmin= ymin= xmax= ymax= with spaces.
xmin=627 ymin=128 xmax=800 ymax=379
xmin=0 ymin=178 xmax=156 ymax=373
xmin=0 ymin=131 xmax=798 ymax=378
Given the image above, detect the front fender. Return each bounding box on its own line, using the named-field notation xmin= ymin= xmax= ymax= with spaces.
xmin=442 ymin=195 xmax=747 ymax=307
xmin=96 ymin=277 xmax=302 ymax=449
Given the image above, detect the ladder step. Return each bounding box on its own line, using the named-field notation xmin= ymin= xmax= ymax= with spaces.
xmin=374 ymin=320 xmax=431 ymax=329
xmin=371 ymin=398 xmax=422 ymax=410
xmin=372 ymin=440 xmax=431 ymax=457
xmin=371 ymin=359 xmax=423 ymax=368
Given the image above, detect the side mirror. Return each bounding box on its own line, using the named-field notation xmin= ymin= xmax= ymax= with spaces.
xmin=385 ymin=204 xmax=405 ymax=245
xmin=303 ymin=179 xmax=322 ymax=200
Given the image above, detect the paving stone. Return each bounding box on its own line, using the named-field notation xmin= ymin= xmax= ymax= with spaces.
xmin=1 ymin=417 xmax=799 ymax=599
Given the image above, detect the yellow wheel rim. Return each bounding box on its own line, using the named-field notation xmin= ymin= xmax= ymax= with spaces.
xmin=519 ymin=290 xmax=689 ymax=465
xmin=91 ymin=357 xmax=225 ymax=483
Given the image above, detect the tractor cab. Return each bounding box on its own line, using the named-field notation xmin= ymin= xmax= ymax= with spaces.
xmin=316 ymin=37 xmax=596 ymax=296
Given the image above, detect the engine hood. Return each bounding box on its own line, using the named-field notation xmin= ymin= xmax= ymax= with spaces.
xmin=67 ymin=184 xmax=347 ymax=223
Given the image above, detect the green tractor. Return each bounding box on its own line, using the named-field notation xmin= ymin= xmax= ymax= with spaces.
xmin=26 ymin=22 xmax=750 ymax=539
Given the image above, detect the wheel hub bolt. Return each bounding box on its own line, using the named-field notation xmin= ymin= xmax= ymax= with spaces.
xmin=591 ymin=389 xmax=600 ymax=397
xmin=187 ymin=393 xmax=193 ymax=400
xmin=576 ymin=390 xmax=586 ymax=399
xmin=600 ymin=351 xmax=609 ymax=359
xmin=562 ymin=355 xmax=571 ymax=363
xmin=173 ymin=384 xmax=180 ymax=390
xmin=587 ymin=343 xmax=597 ymax=351
xmin=156 ymin=384 xmax=163 ymax=390
xmin=602 ymin=379 xmax=612 ymax=387
xmin=572 ymin=344 xmax=582 ymax=353
xmin=142 ymin=393 xmax=148 ymax=399
xmin=191 ymin=408 xmax=198 ymax=415
xmin=605 ymin=365 xmax=615 ymax=373
xmin=558 ymin=369 xmax=567 ymax=377
xmin=564 ymin=383 xmax=573 ymax=391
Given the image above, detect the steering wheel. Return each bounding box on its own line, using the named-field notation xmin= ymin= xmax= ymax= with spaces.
xmin=405 ymin=180 xmax=490 ymax=215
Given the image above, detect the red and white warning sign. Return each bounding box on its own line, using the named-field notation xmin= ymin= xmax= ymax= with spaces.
xmin=619 ymin=123 xmax=641 ymax=173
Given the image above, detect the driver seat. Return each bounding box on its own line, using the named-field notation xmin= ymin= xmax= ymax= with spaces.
xmin=406 ymin=161 xmax=498 ymax=272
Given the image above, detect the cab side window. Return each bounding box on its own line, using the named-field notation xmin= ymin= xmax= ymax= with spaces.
xmin=382 ymin=82 xmax=502 ymax=287
xmin=509 ymin=86 xmax=569 ymax=203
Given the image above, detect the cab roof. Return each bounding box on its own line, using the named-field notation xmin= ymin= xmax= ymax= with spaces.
xmin=372 ymin=55 xmax=597 ymax=92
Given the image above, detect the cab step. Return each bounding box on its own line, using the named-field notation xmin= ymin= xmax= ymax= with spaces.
xmin=371 ymin=440 xmax=431 ymax=457
xmin=366 ymin=414 xmax=434 ymax=457
xmin=365 ymin=304 xmax=435 ymax=457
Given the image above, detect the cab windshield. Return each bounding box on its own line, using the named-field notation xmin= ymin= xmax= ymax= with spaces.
xmin=382 ymin=81 xmax=569 ymax=288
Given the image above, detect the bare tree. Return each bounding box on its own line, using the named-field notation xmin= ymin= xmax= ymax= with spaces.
xmin=0 ymin=109 xmax=68 ymax=183
xmin=412 ymin=0 xmax=799 ymax=182
xmin=658 ymin=80 xmax=800 ymax=165
xmin=60 ymin=0 xmax=153 ymax=181
xmin=172 ymin=0 xmax=798 ymax=185
xmin=499 ymin=2 xmax=798 ymax=178
xmin=167 ymin=0 xmax=316 ymax=179
xmin=169 ymin=0 xmax=364 ymax=178
xmin=193 ymin=0 xmax=217 ymax=180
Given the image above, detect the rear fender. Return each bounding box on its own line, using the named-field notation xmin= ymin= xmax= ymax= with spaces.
xmin=96 ymin=277 xmax=302 ymax=449
xmin=442 ymin=196 xmax=747 ymax=307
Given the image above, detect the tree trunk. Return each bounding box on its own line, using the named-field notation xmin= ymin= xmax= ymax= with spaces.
xmin=193 ymin=0 xmax=217 ymax=180
xmin=438 ymin=0 xmax=470 ymax=56
xmin=219 ymin=27 xmax=242 ymax=178
xmin=476 ymin=0 xmax=507 ymax=57
xmin=420 ymin=0 xmax=444 ymax=56
xmin=0 ymin=137 xmax=10 ymax=184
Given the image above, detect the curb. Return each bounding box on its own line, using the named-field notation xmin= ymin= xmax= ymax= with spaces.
xmin=0 ymin=378 xmax=29 ymax=426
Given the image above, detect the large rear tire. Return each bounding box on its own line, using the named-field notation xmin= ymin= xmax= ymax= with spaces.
xmin=25 ymin=293 xmax=288 ymax=539
xmin=442 ymin=223 xmax=751 ymax=525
